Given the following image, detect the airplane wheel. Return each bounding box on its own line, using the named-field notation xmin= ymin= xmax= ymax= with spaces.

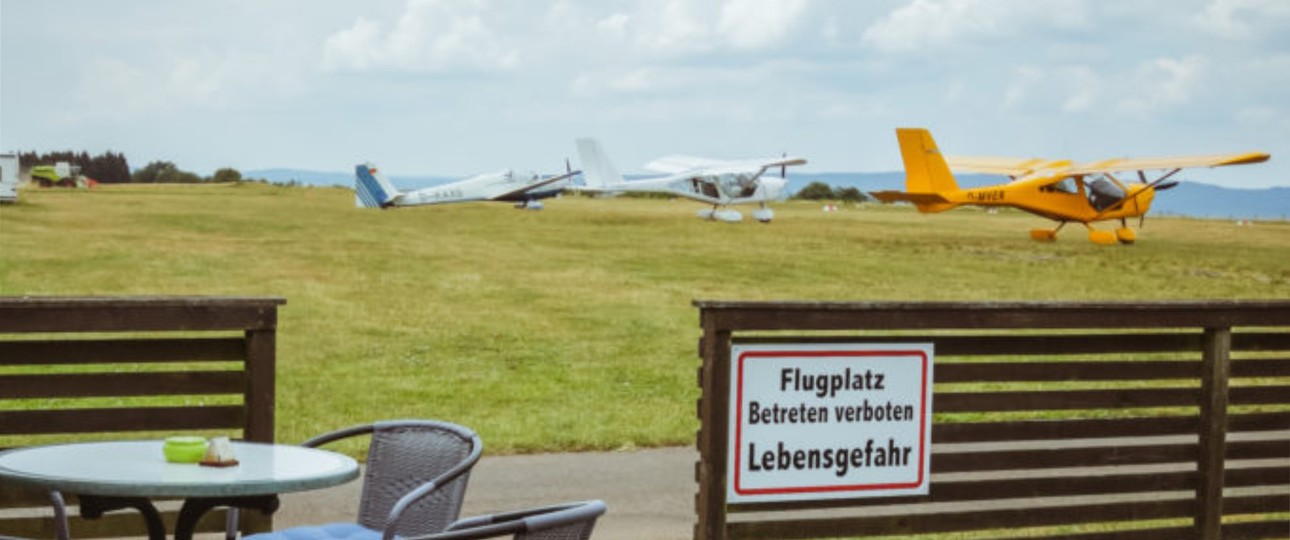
xmin=1029 ymin=229 xmax=1057 ymax=242
xmin=1115 ymin=228 xmax=1136 ymax=244
xmin=1088 ymin=230 xmax=1118 ymax=245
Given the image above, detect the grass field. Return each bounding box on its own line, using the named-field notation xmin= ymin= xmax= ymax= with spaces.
xmin=2 ymin=183 xmax=1288 ymax=453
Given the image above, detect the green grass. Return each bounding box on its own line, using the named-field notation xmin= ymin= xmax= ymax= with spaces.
xmin=2 ymin=184 xmax=1288 ymax=453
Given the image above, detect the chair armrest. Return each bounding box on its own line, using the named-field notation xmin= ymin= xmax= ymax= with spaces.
xmin=301 ymin=424 xmax=378 ymax=448
xmin=380 ymin=439 xmax=482 ymax=540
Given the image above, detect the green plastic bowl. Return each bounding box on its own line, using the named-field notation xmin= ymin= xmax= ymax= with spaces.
xmin=163 ymin=436 xmax=208 ymax=463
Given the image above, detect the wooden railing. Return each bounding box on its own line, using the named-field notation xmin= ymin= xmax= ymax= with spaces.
xmin=0 ymin=296 xmax=285 ymax=539
xmin=693 ymin=300 xmax=1290 ymax=540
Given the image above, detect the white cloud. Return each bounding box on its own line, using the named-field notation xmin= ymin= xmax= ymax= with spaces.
xmin=596 ymin=13 xmax=631 ymax=36
xmin=716 ymin=0 xmax=810 ymax=50
xmin=1116 ymin=55 xmax=1207 ymax=117
xmin=322 ymin=0 xmax=520 ymax=72
xmin=630 ymin=0 xmax=713 ymax=55
xmin=861 ymin=0 xmax=1090 ymax=53
xmin=70 ymin=50 xmax=307 ymax=121
xmin=1192 ymin=0 xmax=1290 ymax=39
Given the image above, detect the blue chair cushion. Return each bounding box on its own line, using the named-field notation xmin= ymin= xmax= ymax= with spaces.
xmin=245 ymin=523 xmax=383 ymax=540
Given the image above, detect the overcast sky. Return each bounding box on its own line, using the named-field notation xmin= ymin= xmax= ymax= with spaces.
xmin=3 ymin=0 xmax=1288 ymax=188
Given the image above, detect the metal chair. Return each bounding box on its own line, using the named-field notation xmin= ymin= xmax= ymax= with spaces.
xmin=245 ymin=420 xmax=482 ymax=540
xmin=412 ymin=500 xmax=606 ymax=540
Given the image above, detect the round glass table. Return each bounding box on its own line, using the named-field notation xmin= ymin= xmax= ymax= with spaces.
xmin=0 ymin=440 xmax=359 ymax=540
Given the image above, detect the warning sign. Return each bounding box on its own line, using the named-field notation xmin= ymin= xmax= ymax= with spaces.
xmin=727 ymin=343 xmax=933 ymax=503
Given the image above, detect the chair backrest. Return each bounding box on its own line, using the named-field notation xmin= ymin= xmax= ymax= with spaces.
xmin=425 ymin=500 xmax=606 ymax=540
xmin=306 ymin=420 xmax=481 ymax=537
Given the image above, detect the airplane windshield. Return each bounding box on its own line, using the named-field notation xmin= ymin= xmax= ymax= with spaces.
xmin=1086 ymin=174 xmax=1125 ymax=211
xmin=717 ymin=173 xmax=757 ymax=198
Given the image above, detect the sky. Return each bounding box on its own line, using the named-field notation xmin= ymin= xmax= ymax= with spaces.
xmin=2 ymin=0 xmax=1289 ymax=188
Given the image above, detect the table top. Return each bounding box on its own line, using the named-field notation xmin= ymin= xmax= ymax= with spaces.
xmin=0 ymin=440 xmax=359 ymax=498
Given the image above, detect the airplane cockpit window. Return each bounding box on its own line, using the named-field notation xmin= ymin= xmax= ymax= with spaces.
xmin=1086 ymin=174 xmax=1125 ymax=211
xmin=716 ymin=173 xmax=758 ymax=198
xmin=1042 ymin=177 xmax=1077 ymax=194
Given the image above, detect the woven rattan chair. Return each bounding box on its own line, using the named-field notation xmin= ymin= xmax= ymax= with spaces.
xmin=412 ymin=500 xmax=605 ymax=540
xmin=246 ymin=420 xmax=482 ymax=540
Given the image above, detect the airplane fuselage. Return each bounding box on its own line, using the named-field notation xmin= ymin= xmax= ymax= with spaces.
xmin=944 ymin=174 xmax=1155 ymax=224
xmin=398 ymin=170 xmax=567 ymax=206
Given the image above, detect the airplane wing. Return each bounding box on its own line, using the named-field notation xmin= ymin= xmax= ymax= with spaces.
xmin=489 ymin=170 xmax=581 ymax=201
xmin=1069 ymin=152 xmax=1270 ymax=175
xmin=645 ymin=155 xmax=729 ymax=174
xmin=644 ymin=155 xmax=808 ymax=174
xmin=944 ymin=156 xmax=1066 ymax=177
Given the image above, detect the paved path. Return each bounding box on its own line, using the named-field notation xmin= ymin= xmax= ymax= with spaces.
xmin=275 ymin=447 xmax=697 ymax=540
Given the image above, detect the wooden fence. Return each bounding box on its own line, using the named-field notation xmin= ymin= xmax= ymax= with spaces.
xmin=0 ymin=296 xmax=285 ymax=539
xmin=694 ymin=300 xmax=1290 ymax=540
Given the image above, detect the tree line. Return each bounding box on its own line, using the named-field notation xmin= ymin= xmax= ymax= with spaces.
xmin=793 ymin=181 xmax=869 ymax=203
xmin=15 ymin=150 xmax=260 ymax=185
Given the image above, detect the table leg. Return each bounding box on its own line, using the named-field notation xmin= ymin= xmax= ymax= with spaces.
xmin=78 ymin=495 xmax=166 ymax=540
xmin=175 ymin=495 xmax=279 ymax=540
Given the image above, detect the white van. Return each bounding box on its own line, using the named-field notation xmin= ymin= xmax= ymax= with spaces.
xmin=0 ymin=154 xmax=18 ymax=204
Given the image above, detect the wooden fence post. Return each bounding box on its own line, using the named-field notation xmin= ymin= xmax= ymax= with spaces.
xmin=695 ymin=316 xmax=731 ymax=540
xmin=1195 ymin=326 xmax=1231 ymax=540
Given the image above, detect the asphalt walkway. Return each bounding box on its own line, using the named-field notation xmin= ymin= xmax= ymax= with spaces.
xmin=275 ymin=446 xmax=697 ymax=540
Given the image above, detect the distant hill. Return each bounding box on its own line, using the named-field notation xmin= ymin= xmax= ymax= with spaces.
xmin=248 ymin=168 xmax=1288 ymax=221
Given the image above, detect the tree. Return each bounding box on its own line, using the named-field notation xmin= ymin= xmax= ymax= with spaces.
xmin=132 ymin=161 xmax=179 ymax=184
xmin=835 ymin=187 xmax=869 ymax=204
xmin=211 ymin=168 xmax=243 ymax=184
xmin=794 ymin=181 xmax=835 ymax=200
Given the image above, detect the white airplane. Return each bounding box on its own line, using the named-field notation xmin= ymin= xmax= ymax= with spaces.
xmin=574 ymin=138 xmax=806 ymax=223
xmin=354 ymin=162 xmax=580 ymax=210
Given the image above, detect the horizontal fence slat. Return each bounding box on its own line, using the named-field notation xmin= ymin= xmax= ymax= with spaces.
xmin=1229 ymin=385 xmax=1290 ymax=405
xmin=0 ymin=507 xmax=231 ymax=539
xmin=0 ymin=338 xmax=246 ymax=365
xmin=732 ymin=462 xmax=1288 ymax=515
xmin=733 ymin=334 xmax=1208 ymax=355
xmin=0 ymin=297 xmax=282 ymax=333
xmin=0 ymin=482 xmax=46 ymax=506
xmin=1224 ymin=493 xmax=1290 ymax=515
xmin=935 ymin=360 xmax=1199 ymax=383
xmin=933 ymin=443 xmax=1197 ymax=473
xmin=0 ymin=406 xmax=245 ymax=435
xmin=1230 ymin=357 xmax=1290 ymax=377
xmin=933 ymin=416 xmax=1199 ymax=443
xmin=1221 ymin=520 xmax=1290 ymax=540
xmin=1233 ymin=331 xmax=1290 ymax=351
xmin=0 ymin=371 xmax=244 ymax=399
xmin=697 ymin=300 xmax=1290 ymax=331
xmin=1227 ymin=465 xmax=1289 ymax=488
xmin=1230 ymin=411 xmax=1290 ymax=432
xmin=730 ymin=470 xmax=1198 ymax=513
xmin=727 ymin=498 xmax=1196 ymax=540
xmin=936 ymin=388 xmax=1200 ymax=413
xmin=1228 ymin=438 xmax=1290 ymax=460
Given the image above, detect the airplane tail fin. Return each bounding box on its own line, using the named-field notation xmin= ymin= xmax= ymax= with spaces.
xmin=354 ymin=163 xmax=400 ymax=208
xmin=895 ymin=128 xmax=960 ymax=213
xmin=575 ymin=138 xmax=624 ymax=188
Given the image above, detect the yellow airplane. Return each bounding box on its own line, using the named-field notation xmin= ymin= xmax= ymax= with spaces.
xmin=870 ymin=128 xmax=1271 ymax=244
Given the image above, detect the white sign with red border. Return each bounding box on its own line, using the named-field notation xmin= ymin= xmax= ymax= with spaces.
xmin=727 ymin=342 xmax=934 ymax=503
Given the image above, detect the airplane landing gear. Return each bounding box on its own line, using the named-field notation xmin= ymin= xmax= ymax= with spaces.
xmin=1087 ymin=230 xmax=1118 ymax=245
xmin=1115 ymin=227 xmax=1136 ymax=244
xmin=1029 ymin=229 xmax=1058 ymax=242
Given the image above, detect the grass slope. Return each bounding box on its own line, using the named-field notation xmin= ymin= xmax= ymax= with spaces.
xmin=2 ymin=184 xmax=1288 ymax=452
